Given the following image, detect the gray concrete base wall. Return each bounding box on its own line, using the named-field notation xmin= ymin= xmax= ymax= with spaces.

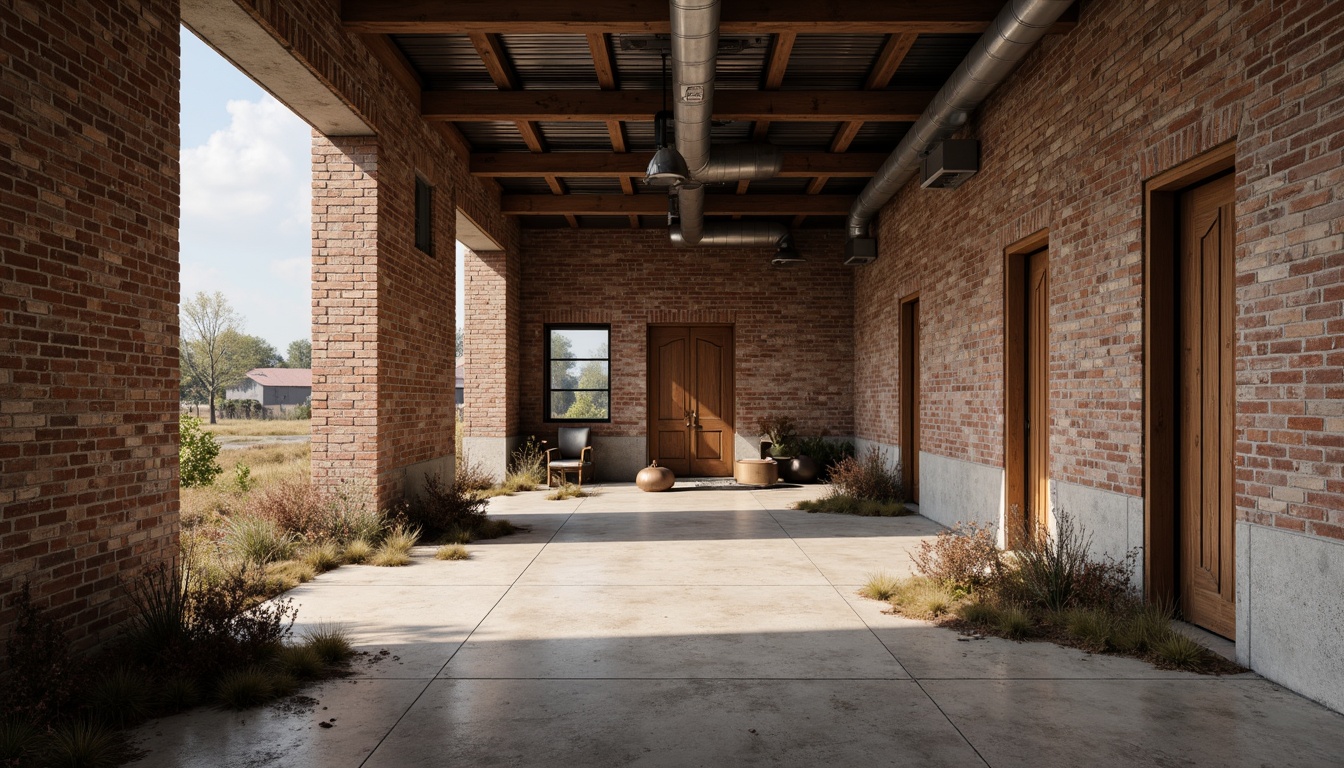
xmin=1052 ymin=480 xmax=1145 ymax=593
xmin=593 ymin=435 xmax=647 ymax=482
xmin=401 ymin=453 xmax=455 ymax=499
xmin=1238 ymin=522 xmax=1344 ymax=713
xmin=462 ymin=436 xmax=520 ymax=484
xmin=918 ymin=452 xmax=1003 ymax=537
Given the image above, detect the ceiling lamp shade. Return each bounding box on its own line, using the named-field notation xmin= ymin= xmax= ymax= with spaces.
xmin=645 ymin=146 xmax=690 ymax=188
xmin=771 ymin=235 xmax=805 ymax=266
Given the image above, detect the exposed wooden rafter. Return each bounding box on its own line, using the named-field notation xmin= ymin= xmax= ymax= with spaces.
xmin=423 ymin=90 xmax=933 ymax=122
xmin=501 ymin=194 xmax=852 ymax=216
xmin=344 ymin=0 xmax=1078 ymax=35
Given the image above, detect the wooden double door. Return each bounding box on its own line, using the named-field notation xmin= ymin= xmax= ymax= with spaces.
xmin=648 ymin=325 xmax=735 ymax=477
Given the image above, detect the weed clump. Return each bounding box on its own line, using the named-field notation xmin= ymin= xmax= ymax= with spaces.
xmin=302 ymin=624 xmax=355 ymax=665
xmin=859 ymin=509 xmax=1242 ymax=675
xmin=798 ymin=495 xmax=910 ymax=517
xmin=436 ymin=544 xmax=471 ymax=561
xmin=858 ymin=572 xmax=901 ymax=601
xmin=370 ymin=524 xmax=419 ymax=567
xmin=546 ymin=483 xmax=588 ymax=501
xmin=342 ymin=538 xmax=374 ymax=564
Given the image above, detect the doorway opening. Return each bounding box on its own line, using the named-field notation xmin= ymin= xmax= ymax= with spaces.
xmin=1145 ymin=142 xmax=1237 ymax=639
xmin=1004 ymin=231 xmax=1051 ymax=547
xmin=647 ymin=325 xmax=736 ymax=477
xmin=900 ymin=294 xmax=921 ymax=504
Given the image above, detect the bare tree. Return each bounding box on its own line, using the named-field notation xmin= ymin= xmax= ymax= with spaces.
xmin=180 ymin=291 xmax=251 ymax=424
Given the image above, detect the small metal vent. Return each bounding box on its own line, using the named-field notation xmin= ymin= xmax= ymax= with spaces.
xmin=843 ymin=238 xmax=878 ymax=266
xmin=920 ymin=139 xmax=980 ymax=189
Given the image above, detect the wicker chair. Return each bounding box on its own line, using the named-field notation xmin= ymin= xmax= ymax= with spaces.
xmin=546 ymin=427 xmax=594 ymax=489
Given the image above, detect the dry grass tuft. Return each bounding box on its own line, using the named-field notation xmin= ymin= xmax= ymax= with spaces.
xmin=857 ymin=572 xmax=901 ymax=601
xmin=545 ymin=483 xmax=589 ymax=501
xmin=888 ymin=577 xmax=954 ymax=620
xmin=342 ymin=538 xmax=374 ymax=564
xmin=435 ymin=544 xmax=471 ymax=561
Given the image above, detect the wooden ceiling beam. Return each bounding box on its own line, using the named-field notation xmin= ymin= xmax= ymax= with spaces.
xmin=470 ymin=151 xmax=890 ymax=178
xmin=502 ymin=194 xmax=852 ymax=216
xmin=344 ymin=0 xmax=1078 ymax=35
xmin=424 ymin=89 xmax=932 ymax=122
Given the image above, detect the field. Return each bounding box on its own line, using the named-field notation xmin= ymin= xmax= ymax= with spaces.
xmin=201 ymin=419 xmax=310 ymax=437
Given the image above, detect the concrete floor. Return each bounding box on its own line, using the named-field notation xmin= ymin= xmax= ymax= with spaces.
xmin=132 ymin=483 xmax=1344 ymax=767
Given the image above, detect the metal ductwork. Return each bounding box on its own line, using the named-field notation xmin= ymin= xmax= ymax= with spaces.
xmin=844 ymin=0 xmax=1076 ymax=262
xmin=669 ymin=221 xmax=788 ymax=247
xmin=666 ymin=0 xmax=787 ymax=249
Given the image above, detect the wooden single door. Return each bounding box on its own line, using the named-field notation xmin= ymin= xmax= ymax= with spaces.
xmin=1027 ymin=249 xmax=1050 ymax=535
xmin=900 ymin=297 xmax=921 ymax=503
xmin=1005 ymin=244 xmax=1050 ymax=543
xmin=1178 ymin=172 xmax=1236 ymax=638
xmin=648 ymin=325 xmax=735 ymax=476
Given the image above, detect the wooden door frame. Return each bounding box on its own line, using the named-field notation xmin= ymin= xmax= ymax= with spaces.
xmin=1004 ymin=229 xmax=1050 ymax=549
xmin=645 ymin=323 xmax=737 ymax=474
xmin=1143 ymin=141 xmax=1236 ymax=605
xmin=899 ymin=293 xmax=920 ymax=503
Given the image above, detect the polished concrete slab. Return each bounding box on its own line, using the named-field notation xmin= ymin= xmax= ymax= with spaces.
xmin=133 ymin=482 xmax=1344 ymax=767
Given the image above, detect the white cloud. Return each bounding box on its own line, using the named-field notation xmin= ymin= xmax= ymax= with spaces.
xmin=180 ymin=94 xmax=313 ymax=350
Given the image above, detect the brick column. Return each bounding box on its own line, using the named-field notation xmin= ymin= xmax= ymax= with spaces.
xmin=311 ymin=135 xmax=459 ymax=504
xmin=0 ymin=0 xmax=180 ymax=646
xmin=311 ymin=137 xmax=380 ymax=495
xmin=463 ymin=246 xmax=521 ymax=481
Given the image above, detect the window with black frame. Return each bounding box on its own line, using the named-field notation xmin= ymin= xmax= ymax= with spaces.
xmin=546 ymin=325 xmax=610 ymax=422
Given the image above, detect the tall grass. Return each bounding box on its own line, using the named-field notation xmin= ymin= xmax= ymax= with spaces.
xmin=223 ymin=516 xmax=298 ymax=565
xmin=202 ymin=421 xmax=310 ymax=437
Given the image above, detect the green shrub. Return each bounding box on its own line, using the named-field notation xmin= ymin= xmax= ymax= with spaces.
xmin=179 ymin=415 xmax=223 ymax=488
xmin=301 ymin=623 xmax=355 ymax=665
xmin=858 ymin=572 xmax=901 ymax=601
xmin=912 ymin=522 xmax=1003 ymax=592
xmin=224 ymin=515 xmax=297 ymax=565
xmin=828 ymin=447 xmax=903 ymax=502
xmin=232 ymin=463 xmax=253 ymax=492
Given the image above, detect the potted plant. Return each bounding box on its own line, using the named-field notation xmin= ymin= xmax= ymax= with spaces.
xmin=758 ymin=416 xmax=801 ymax=481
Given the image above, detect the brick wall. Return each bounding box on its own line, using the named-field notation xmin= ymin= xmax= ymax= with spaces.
xmin=0 ymin=0 xmax=180 ymax=643
xmin=236 ymin=0 xmax=518 ymax=503
xmin=463 ymin=247 xmax=521 ymax=437
xmin=854 ymin=0 xmax=1344 ymax=539
xmin=517 ymin=230 xmax=854 ymax=446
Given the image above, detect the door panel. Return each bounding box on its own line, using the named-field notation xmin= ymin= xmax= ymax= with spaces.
xmin=1028 ymin=250 xmax=1050 ymax=535
xmin=1179 ymin=172 xmax=1236 ymax=638
xmin=648 ymin=326 xmax=735 ymax=477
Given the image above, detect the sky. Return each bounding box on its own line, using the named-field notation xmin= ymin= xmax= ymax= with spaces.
xmin=179 ymin=28 xmax=466 ymax=355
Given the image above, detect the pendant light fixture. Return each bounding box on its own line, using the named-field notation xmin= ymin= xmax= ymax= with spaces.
xmin=645 ymin=51 xmax=691 ymax=188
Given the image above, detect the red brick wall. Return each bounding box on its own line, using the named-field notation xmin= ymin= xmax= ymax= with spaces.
xmin=0 ymin=0 xmax=180 ymax=643
xmin=238 ymin=0 xmax=518 ymax=503
xmin=854 ymin=0 xmax=1344 ymax=539
xmin=517 ymin=230 xmax=854 ymax=445
xmin=464 ymin=247 xmax=521 ymax=437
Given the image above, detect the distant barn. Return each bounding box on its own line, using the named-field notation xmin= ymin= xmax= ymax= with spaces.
xmin=225 ymin=368 xmax=312 ymax=412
